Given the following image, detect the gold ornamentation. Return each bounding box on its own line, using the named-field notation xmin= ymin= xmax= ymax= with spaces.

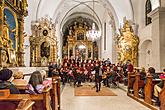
xmin=30 ymin=17 xmax=58 ymax=66
xmin=115 ymin=20 xmax=139 ymax=66
xmin=63 ymin=22 xmax=94 ymax=60
xmin=0 ymin=0 xmax=28 ymax=67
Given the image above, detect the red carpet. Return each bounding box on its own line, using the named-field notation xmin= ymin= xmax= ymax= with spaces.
xmin=75 ymin=85 xmax=117 ymax=96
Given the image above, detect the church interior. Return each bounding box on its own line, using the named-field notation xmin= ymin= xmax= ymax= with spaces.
xmin=0 ymin=0 xmax=165 ymax=110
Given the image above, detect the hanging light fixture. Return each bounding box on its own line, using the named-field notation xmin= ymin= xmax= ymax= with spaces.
xmin=86 ymin=0 xmax=101 ymax=42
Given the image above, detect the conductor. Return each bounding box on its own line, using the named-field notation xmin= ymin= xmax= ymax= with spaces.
xmin=93 ymin=63 xmax=102 ymax=92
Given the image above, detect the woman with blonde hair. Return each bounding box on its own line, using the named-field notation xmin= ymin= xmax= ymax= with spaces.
xmin=40 ymin=70 xmax=51 ymax=87
xmin=40 ymin=70 xmax=47 ymax=80
xmin=12 ymin=71 xmax=28 ymax=86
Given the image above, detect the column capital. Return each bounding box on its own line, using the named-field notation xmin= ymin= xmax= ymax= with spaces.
xmin=148 ymin=7 xmax=165 ymax=20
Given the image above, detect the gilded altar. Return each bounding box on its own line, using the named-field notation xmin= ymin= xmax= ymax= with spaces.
xmin=0 ymin=0 xmax=28 ymax=67
xmin=63 ymin=21 xmax=97 ymax=60
xmin=30 ymin=17 xmax=58 ymax=67
xmin=115 ymin=20 xmax=139 ymax=66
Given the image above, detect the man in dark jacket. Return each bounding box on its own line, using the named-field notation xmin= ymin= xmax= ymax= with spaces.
xmin=93 ymin=63 xmax=102 ymax=92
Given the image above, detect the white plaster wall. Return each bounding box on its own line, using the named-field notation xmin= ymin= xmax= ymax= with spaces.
xmin=55 ymin=23 xmax=62 ymax=61
xmin=151 ymin=0 xmax=160 ymax=10
xmin=24 ymin=37 xmax=30 ymax=67
xmin=24 ymin=0 xmax=40 ymax=36
xmin=161 ymin=0 xmax=165 ymax=7
xmin=101 ymin=23 xmax=113 ymax=63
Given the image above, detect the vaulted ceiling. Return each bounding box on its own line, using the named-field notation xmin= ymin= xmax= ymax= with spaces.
xmin=25 ymin=0 xmax=134 ymax=36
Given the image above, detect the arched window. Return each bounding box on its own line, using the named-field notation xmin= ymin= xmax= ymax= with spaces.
xmin=145 ymin=0 xmax=152 ymax=25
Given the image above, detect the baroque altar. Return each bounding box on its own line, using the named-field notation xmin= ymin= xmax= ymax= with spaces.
xmin=30 ymin=17 xmax=58 ymax=67
xmin=63 ymin=21 xmax=98 ymax=60
xmin=0 ymin=0 xmax=28 ymax=67
xmin=115 ymin=20 xmax=139 ymax=66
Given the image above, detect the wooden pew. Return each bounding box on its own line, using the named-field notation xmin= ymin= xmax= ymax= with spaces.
xmin=133 ymin=73 xmax=145 ymax=98
xmin=159 ymin=80 xmax=165 ymax=110
xmin=0 ymin=87 xmax=51 ymax=110
xmin=51 ymin=76 xmax=61 ymax=110
xmin=16 ymin=99 xmax=35 ymax=110
xmin=144 ymin=75 xmax=161 ymax=104
xmin=127 ymin=72 xmax=135 ymax=93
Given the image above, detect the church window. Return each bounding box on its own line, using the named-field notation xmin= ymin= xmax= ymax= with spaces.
xmin=104 ymin=22 xmax=106 ymax=50
xmin=145 ymin=0 xmax=152 ymax=25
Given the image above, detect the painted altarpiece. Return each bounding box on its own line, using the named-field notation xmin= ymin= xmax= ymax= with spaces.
xmin=0 ymin=0 xmax=28 ymax=67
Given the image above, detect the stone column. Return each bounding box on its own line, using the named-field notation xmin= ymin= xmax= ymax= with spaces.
xmin=148 ymin=7 xmax=165 ymax=71
xmin=161 ymin=0 xmax=165 ymax=7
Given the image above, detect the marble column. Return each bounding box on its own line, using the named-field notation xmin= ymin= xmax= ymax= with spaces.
xmin=148 ymin=7 xmax=165 ymax=71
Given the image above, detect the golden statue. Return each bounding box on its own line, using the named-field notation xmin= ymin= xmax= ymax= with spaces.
xmin=116 ymin=20 xmax=139 ymax=66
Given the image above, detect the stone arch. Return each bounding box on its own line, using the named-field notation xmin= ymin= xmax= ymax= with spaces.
xmin=139 ymin=39 xmax=152 ymax=69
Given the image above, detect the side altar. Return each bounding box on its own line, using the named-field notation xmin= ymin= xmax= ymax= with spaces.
xmin=0 ymin=0 xmax=28 ymax=67
xmin=30 ymin=17 xmax=58 ymax=67
xmin=114 ymin=20 xmax=139 ymax=66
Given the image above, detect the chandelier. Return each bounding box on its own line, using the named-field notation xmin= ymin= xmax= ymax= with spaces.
xmin=86 ymin=0 xmax=101 ymax=42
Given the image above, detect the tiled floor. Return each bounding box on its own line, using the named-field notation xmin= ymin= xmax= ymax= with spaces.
xmin=61 ymin=83 xmax=150 ymax=110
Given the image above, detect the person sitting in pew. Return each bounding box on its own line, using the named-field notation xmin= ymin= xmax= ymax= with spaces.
xmin=40 ymin=70 xmax=52 ymax=87
xmin=12 ymin=71 xmax=28 ymax=86
xmin=153 ymin=69 xmax=165 ymax=105
xmin=26 ymin=71 xmax=49 ymax=94
xmin=147 ymin=67 xmax=159 ymax=79
xmin=0 ymin=68 xmax=20 ymax=94
xmin=140 ymin=67 xmax=146 ymax=80
xmin=138 ymin=67 xmax=146 ymax=96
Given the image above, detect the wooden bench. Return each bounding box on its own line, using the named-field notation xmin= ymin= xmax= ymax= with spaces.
xmin=16 ymin=99 xmax=35 ymax=110
xmin=144 ymin=75 xmax=161 ymax=104
xmin=133 ymin=73 xmax=145 ymax=98
xmin=159 ymin=80 xmax=165 ymax=110
xmin=0 ymin=87 xmax=52 ymax=110
xmin=127 ymin=72 xmax=135 ymax=93
xmin=128 ymin=74 xmax=161 ymax=110
xmin=51 ymin=76 xmax=61 ymax=110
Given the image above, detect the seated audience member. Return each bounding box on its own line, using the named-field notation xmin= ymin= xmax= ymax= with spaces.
xmin=48 ymin=65 xmax=54 ymax=77
xmin=12 ymin=71 xmax=28 ymax=86
xmin=26 ymin=71 xmax=47 ymax=94
xmin=0 ymin=68 xmax=20 ymax=94
xmin=40 ymin=70 xmax=47 ymax=80
xmin=140 ymin=67 xmax=146 ymax=80
xmin=138 ymin=67 xmax=146 ymax=96
xmin=40 ymin=70 xmax=51 ymax=87
xmin=147 ymin=67 xmax=159 ymax=79
xmin=153 ymin=69 xmax=165 ymax=104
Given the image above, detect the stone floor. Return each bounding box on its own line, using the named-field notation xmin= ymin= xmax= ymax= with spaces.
xmin=61 ymin=83 xmax=150 ymax=110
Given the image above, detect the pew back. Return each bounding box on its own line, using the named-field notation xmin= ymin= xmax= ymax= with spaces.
xmin=0 ymin=87 xmax=51 ymax=110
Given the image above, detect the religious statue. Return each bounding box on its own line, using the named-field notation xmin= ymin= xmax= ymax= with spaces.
xmin=69 ymin=26 xmax=73 ymax=36
xmin=115 ymin=20 xmax=139 ymax=66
